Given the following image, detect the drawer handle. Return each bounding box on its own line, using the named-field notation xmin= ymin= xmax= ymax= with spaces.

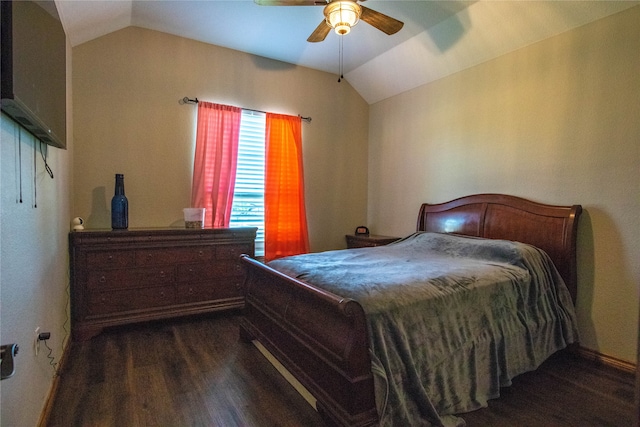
xmin=147 ymin=253 xmax=153 ymax=258
xmin=108 ymin=255 xmax=113 ymax=261
xmin=160 ymin=292 xmax=165 ymax=297
xmin=188 ymin=288 xmax=194 ymax=295
xmin=99 ymin=276 xmax=106 ymax=283
xmin=198 ymin=250 xmax=204 ymax=257
xmin=159 ymin=271 xmax=165 ymax=278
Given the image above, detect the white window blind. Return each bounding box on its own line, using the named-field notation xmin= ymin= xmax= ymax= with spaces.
xmin=230 ymin=110 xmax=266 ymax=256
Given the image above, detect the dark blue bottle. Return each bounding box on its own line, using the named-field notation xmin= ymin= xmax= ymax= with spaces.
xmin=111 ymin=174 xmax=128 ymax=229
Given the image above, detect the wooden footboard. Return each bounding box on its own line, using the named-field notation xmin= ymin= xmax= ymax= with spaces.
xmin=239 ymin=255 xmax=378 ymax=427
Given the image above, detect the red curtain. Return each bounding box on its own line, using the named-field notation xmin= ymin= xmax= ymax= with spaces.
xmin=264 ymin=113 xmax=310 ymax=260
xmin=191 ymin=102 xmax=241 ymax=228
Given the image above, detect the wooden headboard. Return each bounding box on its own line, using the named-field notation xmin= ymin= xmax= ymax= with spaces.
xmin=417 ymin=194 xmax=582 ymax=303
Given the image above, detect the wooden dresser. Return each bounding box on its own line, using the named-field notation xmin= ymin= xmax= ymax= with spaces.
xmin=69 ymin=227 xmax=257 ymax=341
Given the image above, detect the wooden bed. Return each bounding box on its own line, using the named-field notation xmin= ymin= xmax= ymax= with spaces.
xmin=239 ymin=194 xmax=582 ymax=426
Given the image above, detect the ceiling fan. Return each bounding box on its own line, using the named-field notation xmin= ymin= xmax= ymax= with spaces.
xmin=254 ymin=0 xmax=404 ymax=42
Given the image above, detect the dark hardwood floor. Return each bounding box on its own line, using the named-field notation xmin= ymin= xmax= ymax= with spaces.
xmin=47 ymin=312 xmax=635 ymax=427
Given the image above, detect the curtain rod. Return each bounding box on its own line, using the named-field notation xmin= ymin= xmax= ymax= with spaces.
xmin=180 ymin=97 xmax=311 ymax=123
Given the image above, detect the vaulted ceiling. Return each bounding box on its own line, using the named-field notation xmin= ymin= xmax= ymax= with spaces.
xmin=54 ymin=0 xmax=638 ymax=104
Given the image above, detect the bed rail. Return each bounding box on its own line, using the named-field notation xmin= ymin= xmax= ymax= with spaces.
xmin=239 ymin=255 xmax=378 ymax=426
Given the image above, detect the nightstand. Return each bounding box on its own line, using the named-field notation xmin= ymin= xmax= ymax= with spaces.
xmin=345 ymin=234 xmax=401 ymax=249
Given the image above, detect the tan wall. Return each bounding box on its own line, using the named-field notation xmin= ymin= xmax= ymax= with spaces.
xmin=368 ymin=6 xmax=640 ymax=362
xmin=72 ymin=26 xmax=369 ymax=252
xmin=0 ymin=38 xmax=73 ymax=426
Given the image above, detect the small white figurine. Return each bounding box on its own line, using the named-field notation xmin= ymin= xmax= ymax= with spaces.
xmin=72 ymin=217 xmax=84 ymax=231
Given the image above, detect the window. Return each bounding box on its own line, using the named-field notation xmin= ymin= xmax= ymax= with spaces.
xmin=192 ymin=101 xmax=308 ymax=259
xmin=229 ymin=110 xmax=266 ymax=256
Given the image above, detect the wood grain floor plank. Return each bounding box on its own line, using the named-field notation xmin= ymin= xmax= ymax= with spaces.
xmin=46 ymin=313 xmax=634 ymax=427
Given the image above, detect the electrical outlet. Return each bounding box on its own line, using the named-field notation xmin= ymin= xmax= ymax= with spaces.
xmin=34 ymin=326 xmax=40 ymax=356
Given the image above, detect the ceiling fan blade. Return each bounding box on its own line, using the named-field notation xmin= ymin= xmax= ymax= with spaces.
xmin=254 ymin=0 xmax=326 ymax=5
xmin=360 ymin=5 xmax=404 ymax=35
xmin=307 ymin=20 xmax=331 ymax=42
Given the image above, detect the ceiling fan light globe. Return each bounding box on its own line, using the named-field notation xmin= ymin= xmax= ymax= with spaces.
xmin=334 ymin=24 xmax=351 ymax=35
xmin=325 ymin=0 xmax=361 ymax=35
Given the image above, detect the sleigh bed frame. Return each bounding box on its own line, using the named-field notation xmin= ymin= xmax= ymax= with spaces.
xmin=239 ymin=194 xmax=582 ymax=426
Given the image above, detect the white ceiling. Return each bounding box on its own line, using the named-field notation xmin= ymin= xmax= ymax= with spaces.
xmin=54 ymin=0 xmax=638 ymax=104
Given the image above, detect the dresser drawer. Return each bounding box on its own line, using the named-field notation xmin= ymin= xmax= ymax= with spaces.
xmin=87 ymin=285 xmax=175 ymax=316
xmin=177 ymin=261 xmax=243 ymax=282
xmin=216 ymin=244 xmax=252 ymax=260
xmin=86 ymin=251 xmax=136 ymax=269
xmin=87 ymin=266 xmax=175 ymax=290
xmin=136 ymin=247 xmax=214 ymax=266
xmin=176 ymin=278 xmax=243 ymax=304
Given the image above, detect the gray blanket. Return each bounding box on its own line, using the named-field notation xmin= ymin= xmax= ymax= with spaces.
xmin=268 ymin=232 xmax=579 ymax=426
